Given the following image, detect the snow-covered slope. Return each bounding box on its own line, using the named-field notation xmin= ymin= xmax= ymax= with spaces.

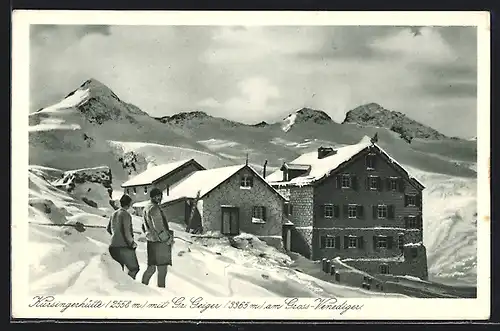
xmin=29 ymin=79 xmax=222 ymax=187
xmin=108 ymin=141 xmax=235 ymax=171
xmin=408 ymin=166 xmax=477 ymax=286
xmin=28 ymin=168 xmax=402 ymax=298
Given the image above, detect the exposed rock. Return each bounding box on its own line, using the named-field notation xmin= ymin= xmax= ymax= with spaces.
xmin=52 ymin=166 xmax=113 ymax=198
xmin=82 ymin=197 xmax=98 ymax=208
xmin=343 ymin=103 xmax=447 ymax=141
xmin=253 ymin=121 xmax=269 ymax=127
xmin=294 ymin=107 xmax=333 ymax=125
xmin=66 ymin=78 xmax=148 ymax=125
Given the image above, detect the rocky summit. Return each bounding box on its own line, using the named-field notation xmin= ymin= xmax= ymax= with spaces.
xmin=342 ymin=103 xmax=447 ymax=142
xmin=293 ymin=107 xmax=333 ymax=124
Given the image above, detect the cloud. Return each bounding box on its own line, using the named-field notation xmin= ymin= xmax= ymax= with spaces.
xmin=29 ymin=25 xmax=477 ymax=137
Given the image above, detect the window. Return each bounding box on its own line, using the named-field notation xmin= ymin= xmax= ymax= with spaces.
xmin=240 ymin=175 xmax=253 ymax=188
xmin=369 ymin=176 xmax=380 ymax=190
xmin=341 ymin=174 xmax=351 ymax=188
xmin=325 ymin=237 xmax=336 ymax=248
xmin=348 ymin=237 xmax=358 ymax=248
xmin=348 ymin=205 xmax=357 ymax=218
xmin=366 ymin=154 xmax=376 ymax=170
xmin=406 ymin=216 xmax=418 ymax=228
xmin=133 ymin=187 xmax=136 ymax=194
xmin=377 ymin=236 xmax=388 ymax=248
xmin=252 ymin=206 xmax=266 ymax=222
xmin=389 ymin=177 xmax=398 ymax=191
xmin=321 ymin=235 xmax=340 ymax=249
xmin=379 ymin=264 xmax=390 ymax=274
xmin=398 ymin=235 xmax=404 ymax=250
xmin=144 ymin=186 xmax=148 ymax=194
xmin=405 ymin=194 xmax=417 ymax=206
xmin=324 ymin=205 xmax=334 ymax=218
xmin=377 ymin=205 xmax=388 ymax=219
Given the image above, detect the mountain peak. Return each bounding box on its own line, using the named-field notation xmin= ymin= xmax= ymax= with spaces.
xmin=343 ymin=103 xmax=447 ymax=141
xmin=70 ymin=78 xmax=121 ymax=101
xmin=281 ymin=107 xmax=333 ymax=132
xmin=294 ymin=107 xmax=332 ymax=124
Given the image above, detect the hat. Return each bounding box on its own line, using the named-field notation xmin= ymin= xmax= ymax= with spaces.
xmin=149 ymin=187 xmax=163 ymax=198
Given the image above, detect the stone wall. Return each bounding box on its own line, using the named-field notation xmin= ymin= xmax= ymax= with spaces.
xmin=289 ymin=186 xmax=314 ymax=227
xmin=201 ymin=167 xmax=284 ymax=238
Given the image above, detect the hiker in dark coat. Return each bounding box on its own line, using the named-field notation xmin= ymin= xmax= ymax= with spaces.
xmin=141 ymin=188 xmax=173 ymax=288
xmin=106 ymin=194 xmax=139 ymax=279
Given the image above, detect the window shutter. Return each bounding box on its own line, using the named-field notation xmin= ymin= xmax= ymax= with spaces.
xmin=320 ymin=236 xmax=326 ymax=249
xmin=388 ymin=205 xmax=395 ymax=220
xmin=365 ymin=177 xmax=369 ymax=190
xmin=404 ymin=217 xmax=409 ymax=228
xmin=372 ymin=155 xmax=377 ymax=168
xmin=357 ymin=205 xmax=364 ymax=219
xmin=334 ymin=205 xmax=340 ymax=218
xmin=335 ymin=176 xmax=340 ymax=188
xmin=365 ymin=155 xmax=369 ymax=168
xmin=252 ymin=206 xmax=257 ymax=218
xmin=343 ymin=205 xmax=348 ymax=218
xmin=335 ymin=236 xmax=341 ymax=249
xmin=399 ymin=178 xmax=406 ymax=192
xmin=351 ymin=175 xmax=358 ymax=190
xmin=290 ymin=204 xmax=293 ymax=216
xmin=418 ymin=214 xmax=423 ymax=229
xmin=404 ymin=195 xmax=408 ymax=207
xmin=262 ymin=207 xmax=267 ymax=221
xmin=358 ymin=236 xmax=364 ymax=249
xmin=372 ymin=205 xmax=377 ymax=219
xmin=343 ymin=236 xmax=348 ymax=249
xmin=416 ymin=194 xmax=421 ymax=208
xmin=386 ymin=178 xmax=391 ymax=191
xmin=377 ymin=176 xmax=382 ymax=191
xmin=387 ymin=236 xmax=393 ymax=249
xmin=373 ymin=236 xmax=378 ymax=250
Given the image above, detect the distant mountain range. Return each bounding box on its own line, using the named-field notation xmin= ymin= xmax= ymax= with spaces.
xmin=29 ymin=78 xmax=477 ymax=188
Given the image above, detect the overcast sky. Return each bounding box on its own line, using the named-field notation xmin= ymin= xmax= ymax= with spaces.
xmin=30 ymin=25 xmax=477 ymax=138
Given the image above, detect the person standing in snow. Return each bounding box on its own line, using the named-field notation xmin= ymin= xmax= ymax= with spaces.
xmin=141 ymin=188 xmax=173 ymax=288
xmin=106 ymin=194 xmax=140 ymax=279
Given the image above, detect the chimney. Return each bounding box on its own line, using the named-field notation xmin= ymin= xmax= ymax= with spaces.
xmin=318 ymin=146 xmax=336 ymax=159
xmin=263 ymin=160 xmax=268 ymax=179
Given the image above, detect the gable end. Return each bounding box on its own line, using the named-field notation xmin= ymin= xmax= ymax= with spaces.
xmin=201 ymin=165 xmax=286 ymax=201
xmin=314 ymin=145 xmax=424 ymax=191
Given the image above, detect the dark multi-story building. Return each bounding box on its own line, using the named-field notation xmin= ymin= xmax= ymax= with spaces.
xmin=267 ymin=136 xmax=428 ymax=279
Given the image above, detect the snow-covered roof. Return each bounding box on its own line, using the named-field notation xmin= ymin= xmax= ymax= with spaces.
xmin=282 ymin=163 xmax=311 ymax=171
xmin=266 ymin=135 xmax=424 ymax=188
xmin=266 ymin=136 xmax=373 ymax=185
xmin=122 ymin=159 xmax=198 ymax=187
xmin=159 ymin=164 xmax=286 ymax=205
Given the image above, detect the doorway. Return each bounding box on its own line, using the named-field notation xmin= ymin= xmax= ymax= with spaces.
xmin=221 ymin=206 xmax=239 ymax=235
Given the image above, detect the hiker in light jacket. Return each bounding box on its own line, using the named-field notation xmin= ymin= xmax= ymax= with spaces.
xmin=141 ymin=188 xmax=173 ymax=288
xmin=106 ymin=194 xmax=139 ymax=279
